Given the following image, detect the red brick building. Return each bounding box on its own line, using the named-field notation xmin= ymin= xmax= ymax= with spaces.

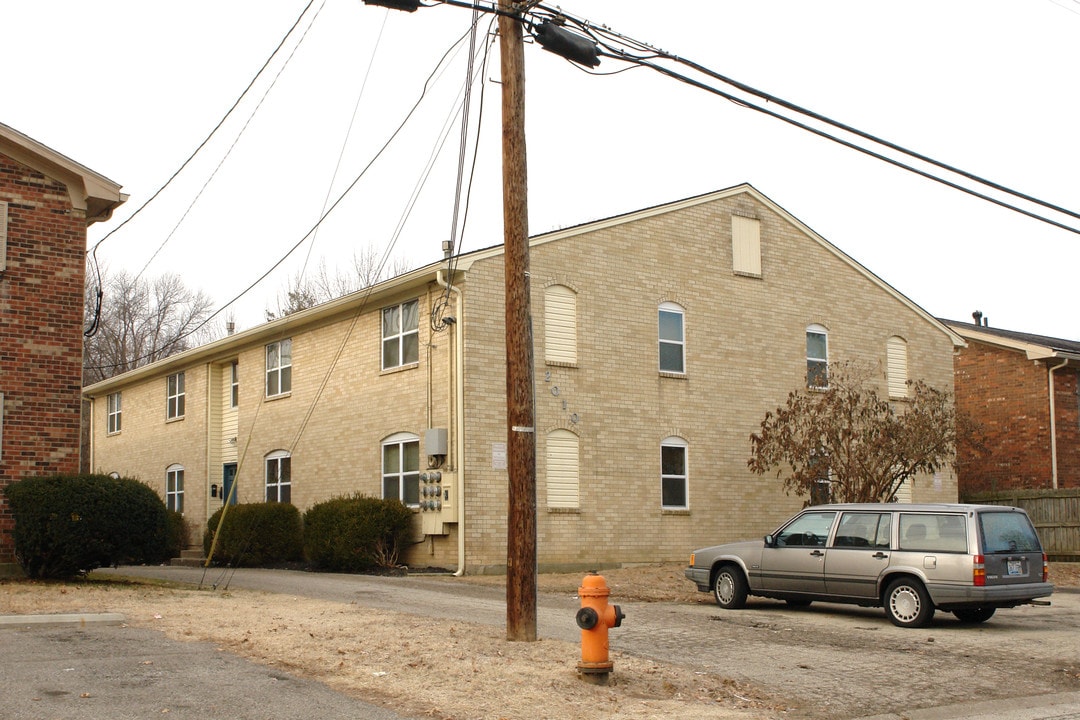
xmin=0 ymin=122 xmax=125 ymax=575
xmin=946 ymin=316 xmax=1080 ymax=495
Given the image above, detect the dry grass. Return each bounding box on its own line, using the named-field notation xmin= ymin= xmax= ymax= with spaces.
xmin=0 ymin=565 xmax=781 ymax=720
xmin=3 ymin=562 xmax=1075 ymax=720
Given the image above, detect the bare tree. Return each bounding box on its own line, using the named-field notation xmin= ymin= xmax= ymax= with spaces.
xmin=748 ymin=361 xmax=960 ymax=504
xmin=83 ymin=266 xmax=218 ymax=384
xmin=265 ymin=250 xmax=414 ymax=321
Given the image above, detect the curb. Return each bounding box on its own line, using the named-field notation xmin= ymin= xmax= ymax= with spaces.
xmin=0 ymin=612 xmax=126 ymax=629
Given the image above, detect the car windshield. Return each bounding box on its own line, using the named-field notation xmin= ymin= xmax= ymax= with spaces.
xmin=979 ymin=511 xmax=1042 ymax=553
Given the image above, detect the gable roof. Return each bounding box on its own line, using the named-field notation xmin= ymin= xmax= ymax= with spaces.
xmin=942 ymin=320 xmax=1080 ymax=361
xmin=460 ymin=183 xmax=963 ymax=348
xmin=84 ymin=184 xmax=963 ymax=395
xmin=0 ymin=121 xmax=127 ymax=224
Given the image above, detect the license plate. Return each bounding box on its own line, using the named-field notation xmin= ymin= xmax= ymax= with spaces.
xmin=1007 ymin=559 xmax=1023 ymax=576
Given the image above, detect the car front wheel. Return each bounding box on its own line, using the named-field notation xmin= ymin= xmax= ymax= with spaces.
xmin=713 ymin=565 xmax=748 ymax=609
xmin=884 ymin=577 xmax=934 ymax=628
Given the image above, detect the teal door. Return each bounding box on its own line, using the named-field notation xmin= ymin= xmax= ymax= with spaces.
xmin=222 ymin=463 xmax=238 ymax=505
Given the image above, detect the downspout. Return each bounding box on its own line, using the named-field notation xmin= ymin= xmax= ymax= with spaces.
xmin=1048 ymin=358 xmax=1068 ymax=490
xmin=436 ymin=270 xmax=467 ymax=575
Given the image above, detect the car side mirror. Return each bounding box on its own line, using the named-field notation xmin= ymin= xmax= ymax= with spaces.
xmin=763 ymin=534 xmax=775 ymax=548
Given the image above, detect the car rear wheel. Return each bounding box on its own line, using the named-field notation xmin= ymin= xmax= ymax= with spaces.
xmin=953 ymin=607 xmax=996 ymax=624
xmin=884 ymin=577 xmax=935 ymax=628
xmin=713 ymin=565 xmax=748 ymax=609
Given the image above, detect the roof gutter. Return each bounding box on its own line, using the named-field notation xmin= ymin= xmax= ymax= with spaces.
xmin=1048 ymin=358 xmax=1069 ymax=490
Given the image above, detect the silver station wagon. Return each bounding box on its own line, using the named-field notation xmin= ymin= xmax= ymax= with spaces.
xmin=685 ymin=503 xmax=1053 ymax=627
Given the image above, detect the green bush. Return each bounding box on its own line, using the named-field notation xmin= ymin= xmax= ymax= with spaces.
xmin=203 ymin=503 xmax=303 ymax=567
xmin=165 ymin=510 xmax=189 ymax=560
xmin=303 ymin=494 xmax=413 ymax=573
xmin=3 ymin=474 xmax=168 ymax=579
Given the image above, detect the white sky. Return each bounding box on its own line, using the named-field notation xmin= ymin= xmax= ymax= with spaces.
xmin=4 ymin=0 xmax=1078 ymax=339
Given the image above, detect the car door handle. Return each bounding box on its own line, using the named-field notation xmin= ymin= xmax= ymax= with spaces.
xmin=873 ymin=552 xmax=889 ymax=559
xmin=810 ymin=550 xmax=824 ymax=557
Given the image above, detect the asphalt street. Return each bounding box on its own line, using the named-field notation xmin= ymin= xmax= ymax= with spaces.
xmin=0 ymin=614 xmax=415 ymax=720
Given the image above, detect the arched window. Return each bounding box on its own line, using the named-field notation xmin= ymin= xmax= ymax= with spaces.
xmin=546 ymin=429 xmax=580 ymax=508
xmin=806 ymin=324 xmax=829 ymax=388
xmin=659 ymin=302 xmax=686 ymax=374
xmin=382 ymin=433 xmax=420 ymax=507
xmin=166 ymin=464 xmax=185 ymax=513
xmin=887 ymin=336 xmax=909 ymax=398
xmin=661 ymin=436 xmax=689 ymax=509
xmin=544 ymin=285 xmax=577 ymax=365
xmin=265 ymin=450 xmax=292 ymax=503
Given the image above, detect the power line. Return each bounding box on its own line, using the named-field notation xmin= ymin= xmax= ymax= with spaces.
xmin=84 ymin=0 xmax=320 ymax=338
xmin=524 ymin=7 xmax=1080 ymax=237
xmin=85 ymin=22 xmax=483 ymax=374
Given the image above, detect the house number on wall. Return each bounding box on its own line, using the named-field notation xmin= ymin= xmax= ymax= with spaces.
xmin=544 ymin=371 xmax=578 ymax=423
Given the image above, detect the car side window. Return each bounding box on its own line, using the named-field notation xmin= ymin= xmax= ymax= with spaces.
xmin=832 ymin=512 xmax=891 ymax=549
xmin=776 ymin=511 xmax=836 ymax=547
xmin=898 ymin=513 xmax=968 ymax=553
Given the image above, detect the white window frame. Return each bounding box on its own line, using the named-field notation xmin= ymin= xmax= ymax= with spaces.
xmin=658 ymin=302 xmax=686 ymax=374
xmin=265 ymin=450 xmax=292 ymax=503
xmin=806 ymin=324 xmax=829 ymax=389
xmin=266 ymin=339 xmax=292 ymax=397
xmin=166 ymin=372 xmax=185 ymax=420
xmin=166 ymin=464 xmax=184 ymax=513
xmin=382 ymin=432 xmax=420 ymax=507
xmin=230 ymin=361 xmax=239 ymax=408
xmin=382 ymin=299 xmax=420 ymax=370
xmin=107 ymin=392 xmax=122 ymax=434
xmin=661 ymin=436 xmax=689 ymax=510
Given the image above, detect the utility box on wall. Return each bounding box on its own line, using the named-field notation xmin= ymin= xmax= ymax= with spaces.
xmin=425 ymin=427 xmax=447 ymax=462
xmin=420 ymin=470 xmax=455 ymax=535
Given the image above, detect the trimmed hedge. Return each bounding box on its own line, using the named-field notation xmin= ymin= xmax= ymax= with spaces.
xmin=203 ymin=503 xmax=303 ymax=567
xmin=303 ymin=494 xmax=412 ymax=572
xmin=3 ymin=474 xmax=169 ymax=579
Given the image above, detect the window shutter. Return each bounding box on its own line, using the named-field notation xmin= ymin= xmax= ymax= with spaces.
xmin=544 ymin=285 xmax=577 ymax=364
xmin=887 ymin=336 xmax=908 ymax=398
xmin=546 ymin=429 xmax=579 ymax=508
xmin=731 ymin=215 xmax=761 ymax=277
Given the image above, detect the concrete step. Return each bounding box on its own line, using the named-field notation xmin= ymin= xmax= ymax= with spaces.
xmin=170 ymin=549 xmax=205 ymax=567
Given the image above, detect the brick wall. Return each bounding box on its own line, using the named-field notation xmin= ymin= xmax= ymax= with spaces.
xmin=0 ymin=154 xmax=88 ymax=565
xmin=956 ymin=340 xmax=1080 ymax=492
xmin=459 ymin=191 xmax=958 ymax=571
xmin=86 ymin=188 xmax=960 ymax=573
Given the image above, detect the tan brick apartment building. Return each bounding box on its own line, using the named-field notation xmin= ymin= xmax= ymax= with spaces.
xmin=1 ymin=122 xmax=126 ymax=575
xmin=945 ymin=318 xmax=1080 ymax=494
xmin=84 ymin=185 xmax=962 ymax=573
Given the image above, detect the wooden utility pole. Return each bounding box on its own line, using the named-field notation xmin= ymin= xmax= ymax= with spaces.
xmin=499 ymin=1 xmax=537 ymax=642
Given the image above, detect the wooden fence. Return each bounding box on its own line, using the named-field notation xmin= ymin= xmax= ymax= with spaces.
xmin=963 ymin=489 xmax=1080 ymax=561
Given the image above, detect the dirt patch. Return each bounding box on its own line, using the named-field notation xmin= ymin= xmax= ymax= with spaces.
xmin=1 ymin=566 xmax=780 ymax=720
xmin=3 ymin=562 xmax=1076 ymax=720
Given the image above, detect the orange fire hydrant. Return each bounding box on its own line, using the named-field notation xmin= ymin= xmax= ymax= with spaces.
xmin=575 ymin=572 xmax=625 ymax=684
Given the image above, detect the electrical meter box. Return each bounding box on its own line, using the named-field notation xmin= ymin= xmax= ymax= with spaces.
xmin=419 ymin=470 xmax=455 ymax=536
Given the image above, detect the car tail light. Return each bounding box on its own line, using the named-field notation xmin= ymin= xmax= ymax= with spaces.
xmin=1043 ymin=553 xmax=1049 ymax=583
xmin=973 ymin=554 xmax=986 ymax=586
